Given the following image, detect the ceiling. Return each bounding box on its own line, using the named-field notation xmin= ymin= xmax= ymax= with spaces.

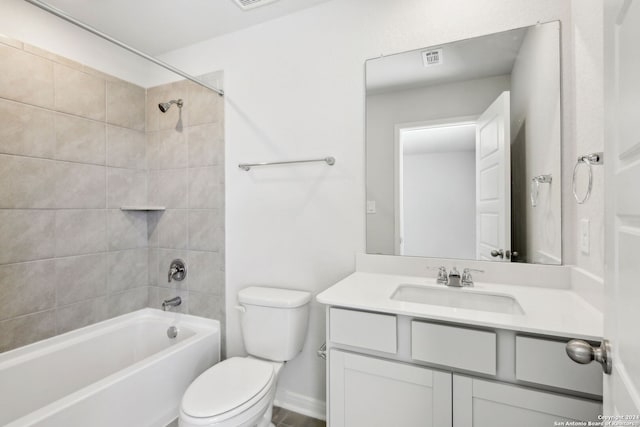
xmin=366 ymin=26 xmax=527 ymax=95
xmin=41 ymin=0 xmax=332 ymax=55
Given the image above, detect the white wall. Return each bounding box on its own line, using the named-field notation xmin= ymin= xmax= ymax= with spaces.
xmin=510 ymin=23 xmax=562 ymax=264
xmin=155 ymin=0 xmax=573 ymax=414
xmin=366 ymin=75 xmax=511 ymax=254
xmin=0 ymin=0 xmax=155 ymax=86
xmin=571 ymin=0 xmax=604 ymax=279
xmin=403 ymin=150 xmax=476 ymax=258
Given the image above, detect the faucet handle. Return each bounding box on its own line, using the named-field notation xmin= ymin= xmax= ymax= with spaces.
xmin=461 ymin=268 xmax=484 ymax=286
xmin=435 ymin=266 xmax=448 ymax=284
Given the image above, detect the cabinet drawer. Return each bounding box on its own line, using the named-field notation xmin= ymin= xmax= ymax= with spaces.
xmin=412 ymin=321 xmax=496 ymax=375
xmin=329 ymin=308 xmax=397 ymax=353
xmin=515 ymin=336 xmax=603 ymax=396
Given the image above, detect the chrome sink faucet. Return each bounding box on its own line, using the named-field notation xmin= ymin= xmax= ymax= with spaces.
xmin=448 ymin=267 xmax=462 ymax=287
xmin=436 ymin=266 xmax=484 ymax=287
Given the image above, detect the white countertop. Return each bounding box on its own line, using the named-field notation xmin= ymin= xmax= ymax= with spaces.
xmin=316 ymin=272 xmax=603 ymax=341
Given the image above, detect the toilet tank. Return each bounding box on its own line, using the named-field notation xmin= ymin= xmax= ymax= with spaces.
xmin=238 ymin=287 xmax=311 ymax=362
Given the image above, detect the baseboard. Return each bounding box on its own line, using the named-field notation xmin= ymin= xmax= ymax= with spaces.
xmin=274 ymin=389 xmax=326 ymax=421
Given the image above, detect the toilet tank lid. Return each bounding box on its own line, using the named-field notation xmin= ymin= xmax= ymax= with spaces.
xmin=238 ymin=287 xmax=311 ymax=308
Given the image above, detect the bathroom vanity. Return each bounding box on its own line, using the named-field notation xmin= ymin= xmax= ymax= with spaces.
xmin=317 ymin=269 xmax=603 ymax=427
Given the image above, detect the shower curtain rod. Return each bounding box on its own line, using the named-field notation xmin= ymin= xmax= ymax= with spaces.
xmin=23 ymin=0 xmax=225 ymax=96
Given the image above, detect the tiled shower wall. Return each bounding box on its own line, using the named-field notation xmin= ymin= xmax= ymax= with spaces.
xmin=0 ymin=36 xmax=225 ymax=353
xmin=146 ymin=77 xmax=226 ymax=353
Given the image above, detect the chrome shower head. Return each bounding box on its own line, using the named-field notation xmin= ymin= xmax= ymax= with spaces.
xmin=158 ymin=99 xmax=183 ymax=113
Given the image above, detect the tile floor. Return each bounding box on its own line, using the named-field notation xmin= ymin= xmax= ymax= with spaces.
xmin=272 ymin=406 xmax=326 ymax=427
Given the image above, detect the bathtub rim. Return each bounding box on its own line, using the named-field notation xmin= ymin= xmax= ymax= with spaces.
xmin=2 ymin=308 xmax=220 ymax=427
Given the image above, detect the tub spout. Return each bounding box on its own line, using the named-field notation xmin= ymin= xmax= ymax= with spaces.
xmin=162 ymin=296 xmax=182 ymax=311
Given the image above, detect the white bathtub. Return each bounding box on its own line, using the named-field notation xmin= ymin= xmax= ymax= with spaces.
xmin=0 ymin=308 xmax=220 ymax=427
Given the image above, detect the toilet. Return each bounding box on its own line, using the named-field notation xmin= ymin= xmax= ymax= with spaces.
xmin=179 ymin=286 xmax=312 ymax=427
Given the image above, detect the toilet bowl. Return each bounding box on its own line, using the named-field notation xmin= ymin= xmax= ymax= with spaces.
xmin=179 ymin=287 xmax=311 ymax=427
xmin=179 ymin=357 xmax=282 ymax=427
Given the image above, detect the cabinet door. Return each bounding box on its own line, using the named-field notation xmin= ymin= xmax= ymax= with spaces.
xmin=452 ymin=375 xmax=602 ymax=427
xmin=329 ymin=349 xmax=452 ymax=427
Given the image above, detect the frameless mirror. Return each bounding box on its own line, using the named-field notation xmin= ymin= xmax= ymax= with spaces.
xmin=365 ymin=22 xmax=562 ymax=265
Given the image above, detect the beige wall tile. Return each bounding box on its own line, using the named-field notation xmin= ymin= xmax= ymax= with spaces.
xmin=0 ymin=155 xmax=57 ymax=208
xmin=106 ymin=125 xmax=146 ymax=170
xmin=148 ymin=169 xmax=187 ymax=208
xmin=23 ymin=43 xmax=82 ymax=69
xmin=55 ymin=114 xmax=106 ymax=165
xmin=187 ymin=251 xmax=224 ymax=294
xmin=55 ymin=209 xmax=107 ymax=257
xmin=156 ymin=209 xmax=188 ymax=250
xmin=188 ymin=209 xmax=222 ymax=252
xmin=0 ymin=210 xmax=55 ymax=265
xmin=145 ymin=86 xmax=161 ymax=133
xmin=0 ymin=99 xmax=55 ymax=158
xmin=55 ymin=297 xmax=109 ymax=334
xmin=54 ymin=64 xmax=105 ymax=121
xmin=107 ymin=248 xmax=148 ymax=293
xmin=188 ymin=166 xmax=223 ymax=209
xmin=0 ymin=44 xmax=54 ymax=108
xmin=0 ymin=34 xmax=23 ymax=49
xmin=0 ymin=310 xmax=56 ymax=352
xmin=107 ymin=210 xmax=147 ymax=251
xmin=148 ymin=129 xmax=187 ymax=170
xmin=148 ymin=248 xmax=159 ymax=286
xmin=188 ymin=291 xmax=224 ymax=320
xmin=106 ymin=80 xmax=145 ymax=131
xmin=188 ymin=82 xmax=223 ymax=126
xmin=187 ymin=123 xmax=223 ymax=167
xmin=106 ymin=168 xmax=147 ymax=208
xmin=55 ymin=162 xmax=106 ymax=209
xmin=108 ymin=287 xmax=148 ymax=318
xmin=55 ymin=253 xmax=108 ymax=306
xmin=0 ymin=260 xmax=56 ymax=321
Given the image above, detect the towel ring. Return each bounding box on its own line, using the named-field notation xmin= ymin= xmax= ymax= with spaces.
xmin=572 ymin=152 xmax=603 ymax=204
xmin=531 ymin=174 xmax=552 ymax=207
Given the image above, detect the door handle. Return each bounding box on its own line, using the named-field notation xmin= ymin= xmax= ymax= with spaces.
xmin=490 ymin=249 xmax=504 ymax=258
xmin=566 ymin=339 xmax=612 ymax=375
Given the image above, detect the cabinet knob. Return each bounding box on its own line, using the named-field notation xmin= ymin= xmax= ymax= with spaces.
xmin=565 ymin=339 xmax=612 ymax=375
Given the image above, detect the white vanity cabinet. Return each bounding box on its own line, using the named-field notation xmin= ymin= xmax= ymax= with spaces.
xmin=453 ymin=375 xmax=601 ymax=427
xmin=329 ymin=350 xmax=452 ymax=427
xmin=325 ymin=307 xmax=602 ymax=427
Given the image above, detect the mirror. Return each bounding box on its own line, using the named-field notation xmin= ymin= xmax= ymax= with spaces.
xmin=365 ymin=22 xmax=562 ymax=265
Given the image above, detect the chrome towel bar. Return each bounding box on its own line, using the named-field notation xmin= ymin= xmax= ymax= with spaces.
xmin=239 ymin=156 xmax=335 ymax=171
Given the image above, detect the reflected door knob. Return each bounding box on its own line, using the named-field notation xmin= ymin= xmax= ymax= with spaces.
xmin=566 ymin=339 xmax=612 ymax=375
xmin=490 ymin=249 xmax=504 ymax=258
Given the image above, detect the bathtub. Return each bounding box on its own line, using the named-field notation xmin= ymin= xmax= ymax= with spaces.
xmin=0 ymin=308 xmax=220 ymax=427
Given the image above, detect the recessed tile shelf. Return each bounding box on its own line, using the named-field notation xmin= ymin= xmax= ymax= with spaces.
xmin=120 ymin=206 xmax=166 ymax=211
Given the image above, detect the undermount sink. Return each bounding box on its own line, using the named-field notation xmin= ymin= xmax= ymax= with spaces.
xmin=391 ymin=284 xmax=524 ymax=315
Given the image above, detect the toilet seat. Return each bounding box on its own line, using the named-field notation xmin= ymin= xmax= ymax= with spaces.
xmin=180 ymin=357 xmax=275 ymax=425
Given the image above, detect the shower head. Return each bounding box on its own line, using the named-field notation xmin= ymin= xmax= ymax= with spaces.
xmin=158 ymin=99 xmax=183 ymax=113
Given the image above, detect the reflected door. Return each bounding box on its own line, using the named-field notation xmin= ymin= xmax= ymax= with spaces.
xmin=476 ymin=91 xmax=511 ymax=261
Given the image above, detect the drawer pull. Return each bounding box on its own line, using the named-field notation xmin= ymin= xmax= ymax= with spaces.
xmin=566 ymin=339 xmax=611 ymax=375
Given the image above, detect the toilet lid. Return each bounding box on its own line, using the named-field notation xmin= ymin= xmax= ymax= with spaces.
xmin=182 ymin=357 xmax=274 ymax=418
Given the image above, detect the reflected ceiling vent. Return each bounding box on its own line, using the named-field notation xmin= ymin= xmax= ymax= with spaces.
xmin=232 ymin=0 xmax=280 ymax=10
